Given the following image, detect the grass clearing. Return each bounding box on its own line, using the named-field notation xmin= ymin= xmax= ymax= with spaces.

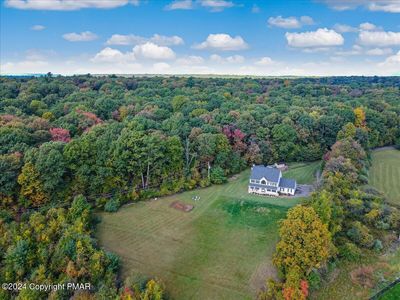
xmin=369 ymin=149 xmax=400 ymax=205
xmin=97 ymin=163 xmax=317 ymax=299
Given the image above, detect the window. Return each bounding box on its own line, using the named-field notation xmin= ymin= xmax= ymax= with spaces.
xmin=250 ymin=179 xmax=255 ymax=183
xmin=261 ymin=179 xmax=267 ymax=185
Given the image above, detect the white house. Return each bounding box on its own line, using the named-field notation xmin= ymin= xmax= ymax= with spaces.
xmin=248 ymin=165 xmax=297 ymax=196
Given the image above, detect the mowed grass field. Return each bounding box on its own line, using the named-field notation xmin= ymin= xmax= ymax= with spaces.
xmin=369 ymin=149 xmax=400 ymax=205
xmin=379 ymin=283 xmax=400 ymax=300
xmin=97 ymin=162 xmax=319 ymax=300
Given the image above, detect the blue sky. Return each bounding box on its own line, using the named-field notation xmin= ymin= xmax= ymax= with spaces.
xmin=1 ymin=0 xmax=399 ymax=75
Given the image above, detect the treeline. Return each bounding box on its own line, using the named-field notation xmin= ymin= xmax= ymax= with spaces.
xmin=260 ymin=117 xmax=400 ymax=299
xmin=1 ymin=75 xmax=399 ymax=212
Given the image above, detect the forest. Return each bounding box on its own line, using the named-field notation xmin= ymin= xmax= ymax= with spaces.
xmin=0 ymin=75 xmax=399 ymax=299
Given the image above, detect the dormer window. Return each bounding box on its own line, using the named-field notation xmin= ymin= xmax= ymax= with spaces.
xmin=261 ymin=179 xmax=267 ymax=185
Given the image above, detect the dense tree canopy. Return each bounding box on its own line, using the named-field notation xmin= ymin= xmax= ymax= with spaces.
xmin=1 ymin=75 xmax=399 ymax=299
xmin=1 ymin=75 xmax=398 ymax=210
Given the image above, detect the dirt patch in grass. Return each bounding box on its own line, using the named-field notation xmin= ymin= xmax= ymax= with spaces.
xmin=170 ymin=201 xmax=194 ymax=212
xmin=350 ymin=266 xmax=375 ymax=288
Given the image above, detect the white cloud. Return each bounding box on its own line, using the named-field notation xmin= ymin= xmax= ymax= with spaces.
xmin=366 ymin=48 xmax=393 ymax=55
xmin=268 ymin=16 xmax=300 ymax=29
xmin=379 ymin=50 xmax=400 ymax=67
xmin=165 ymin=0 xmax=193 ymax=10
xmin=320 ymin=0 xmax=400 ymax=13
xmin=91 ymin=47 xmax=136 ymax=63
xmin=5 ymin=0 xmax=137 ymax=10
xmin=106 ymin=34 xmax=184 ymax=46
xmin=302 ymin=47 xmax=332 ymax=53
xmin=286 ymin=28 xmax=344 ymax=48
xmin=268 ymin=15 xmax=314 ymax=29
xmin=63 ymin=31 xmax=98 ymax=42
xmin=369 ymin=2 xmax=400 ymax=13
xmin=334 ymin=22 xmax=382 ymax=33
xmin=335 ymin=45 xmax=363 ymax=56
xmin=152 ymin=62 xmax=171 ymax=72
xmin=358 ymin=30 xmax=400 ymax=46
xmin=151 ymin=34 xmax=184 ymax=46
xmin=335 ymin=45 xmax=393 ymax=56
xmin=210 ymin=54 xmax=223 ymax=62
xmin=208 ymin=54 xmax=244 ymax=63
xmin=165 ymin=0 xmax=234 ymax=11
xmin=193 ymin=33 xmax=248 ymax=51
xmin=359 ymin=22 xmax=378 ymax=31
xmin=0 ymin=50 xmax=52 ymax=74
xmin=133 ymin=42 xmax=176 ymax=60
xmin=31 ymin=24 xmax=45 ymax=31
xmin=1 ymin=60 xmax=49 ymax=74
xmin=176 ymin=55 xmax=204 ymax=65
xmin=226 ymin=55 xmax=244 ymax=63
xmin=333 ymin=24 xmax=358 ymax=33
xmin=255 ymin=57 xmax=275 ymax=66
xmin=200 ymin=0 xmax=234 ymax=11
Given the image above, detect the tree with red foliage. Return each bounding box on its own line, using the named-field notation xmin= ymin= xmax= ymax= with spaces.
xmin=50 ymin=128 xmax=71 ymax=142
xmin=300 ymin=280 xmax=309 ymax=298
xmin=222 ymin=125 xmax=247 ymax=154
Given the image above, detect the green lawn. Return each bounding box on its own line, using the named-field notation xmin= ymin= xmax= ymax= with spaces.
xmin=283 ymin=161 xmax=321 ymax=184
xmin=379 ymin=283 xmax=400 ymax=300
xmin=97 ymin=164 xmax=316 ymax=300
xmin=369 ymin=149 xmax=400 ymax=205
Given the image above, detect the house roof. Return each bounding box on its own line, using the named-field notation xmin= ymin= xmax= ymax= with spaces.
xmin=279 ymin=178 xmax=297 ymax=189
xmin=250 ymin=165 xmax=281 ymax=183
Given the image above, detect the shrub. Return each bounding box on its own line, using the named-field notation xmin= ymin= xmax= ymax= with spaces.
xmin=358 ymin=174 xmax=368 ymax=184
xmin=365 ymin=208 xmax=380 ymax=226
xmin=210 ymin=166 xmax=227 ymax=184
xmin=375 ymin=221 xmax=390 ymax=230
xmin=184 ymin=179 xmax=197 ymax=190
xmin=338 ymin=242 xmax=361 ymax=262
xmin=104 ymin=198 xmax=120 ymax=212
xmin=306 ymin=269 xmax=321 ymax=290
xmin=373 ymin=239 xmax=383 ymax=252
xmin=346 ymin=221 xmax=374 ymax=248
xmin=199 ymin=178 xmax=210 ymax=188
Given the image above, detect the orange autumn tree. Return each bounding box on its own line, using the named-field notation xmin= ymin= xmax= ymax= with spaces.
xmin=273 ymin=205 xmax=334 ymax=299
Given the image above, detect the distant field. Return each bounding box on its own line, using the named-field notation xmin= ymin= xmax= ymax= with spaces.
xmin=97 ymin=163 xmax=316 ymax=300
xmin=369 ymin=149 xmax=400 ymax=205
